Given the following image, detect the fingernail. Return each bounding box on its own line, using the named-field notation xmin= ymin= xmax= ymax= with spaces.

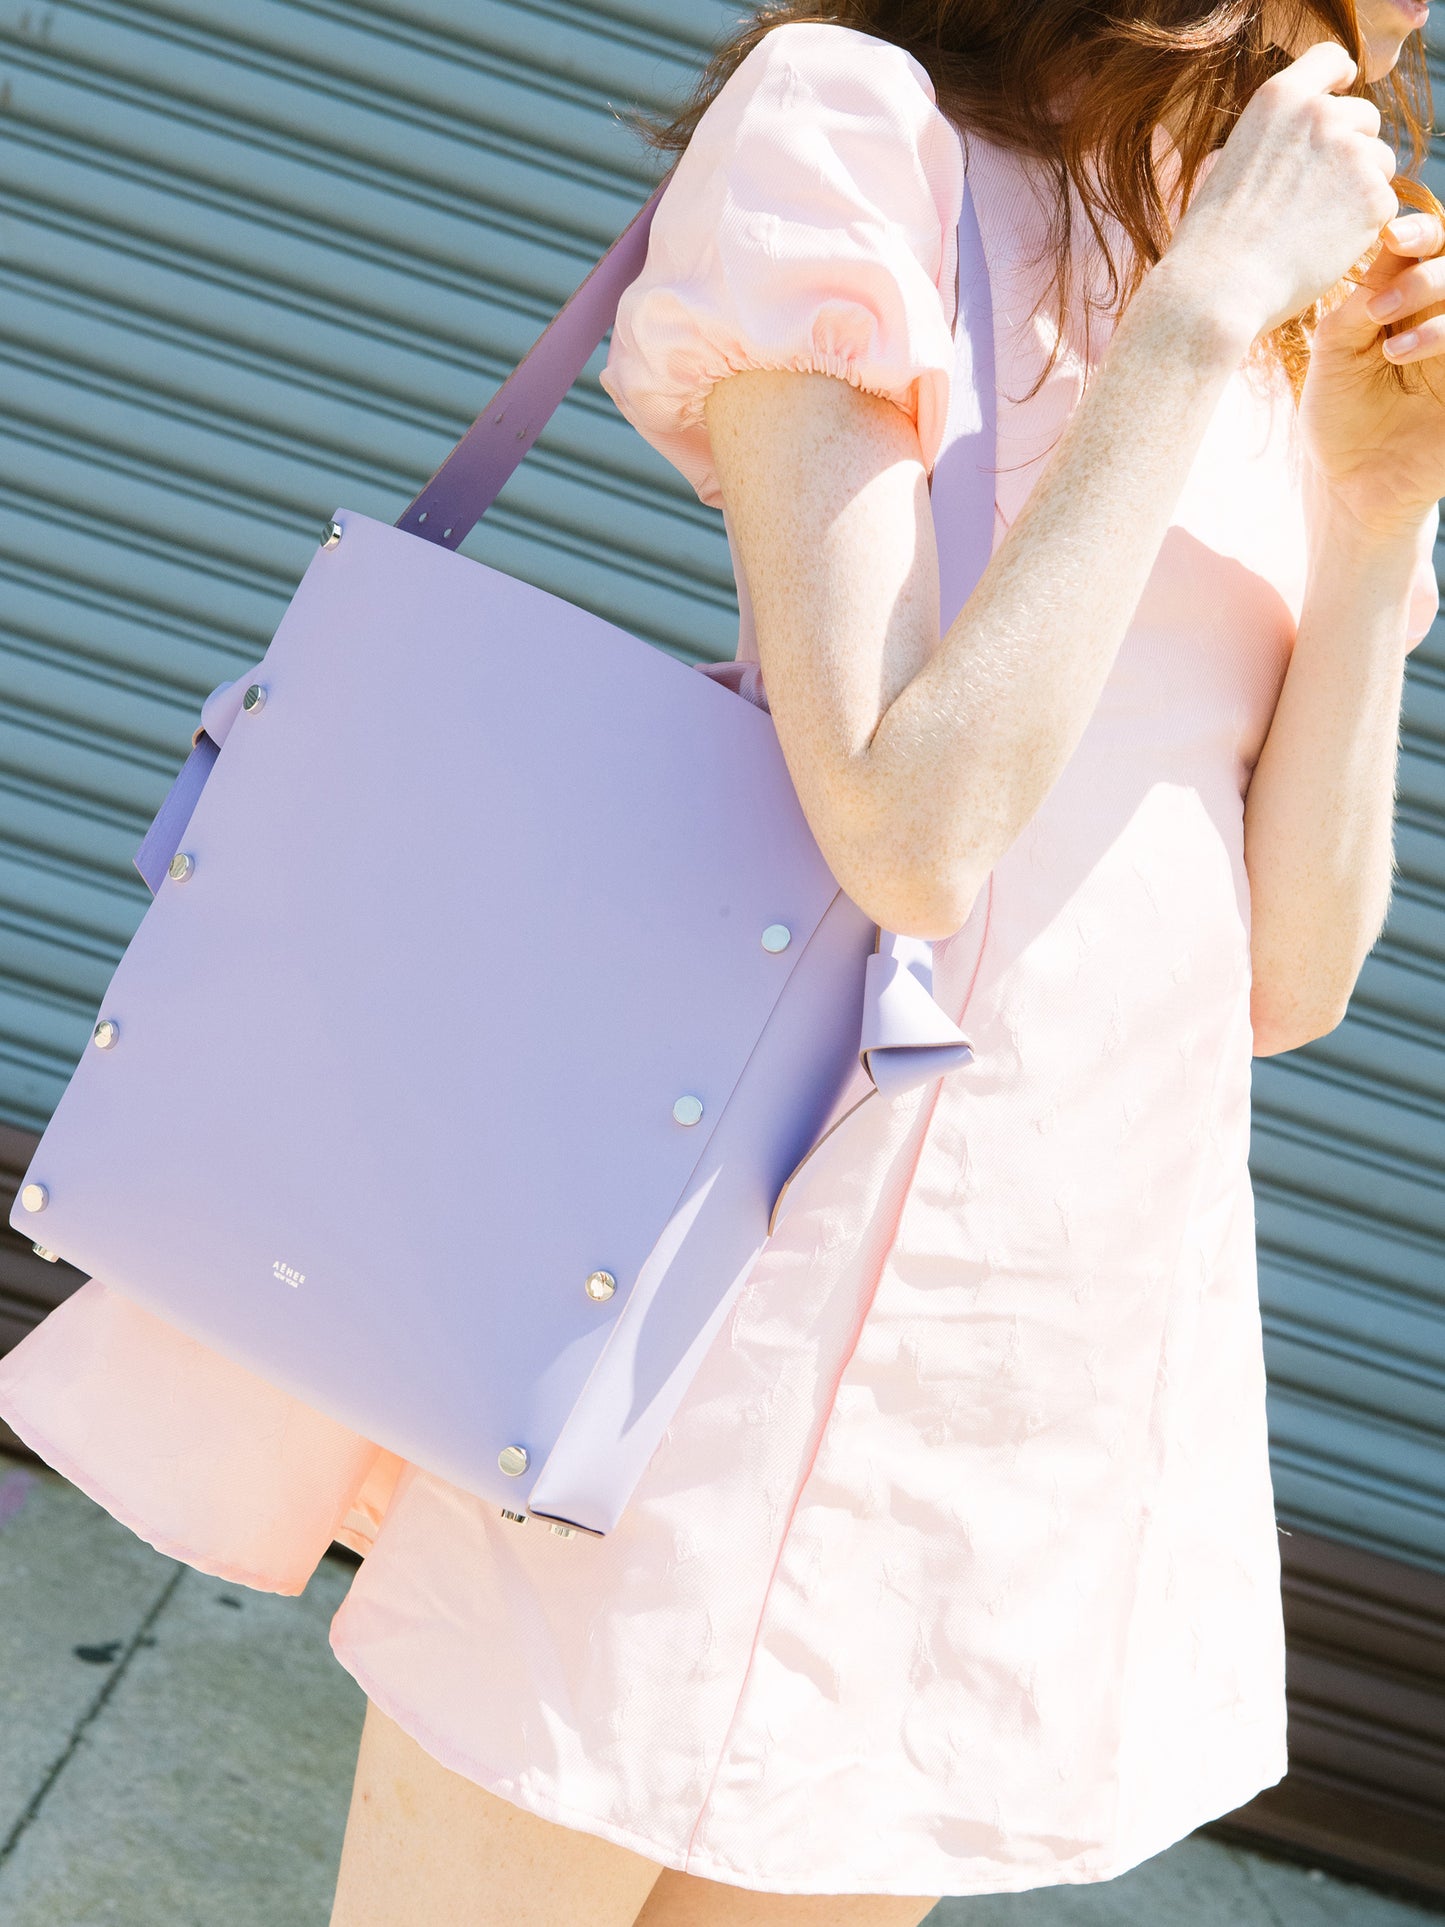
xmin=1385 ymin=329 xmax=1419 ymax=357
xmin=1389 ymin=215 xmax=1428 ymax=250
xmin=1369 ymin=288 xmax=1405 ymax=319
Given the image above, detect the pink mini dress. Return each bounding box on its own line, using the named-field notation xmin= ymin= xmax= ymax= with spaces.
xmin=1 ymin=21 xmax=1437 ymax=1901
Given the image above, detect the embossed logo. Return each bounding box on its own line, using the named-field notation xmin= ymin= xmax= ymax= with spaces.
xmin=272 ymin=1260 xmax=306 ymax=1289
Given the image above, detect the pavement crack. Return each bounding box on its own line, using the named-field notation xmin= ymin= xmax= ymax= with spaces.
xmin=0 ymin=1562 xmax=186 ymax=1871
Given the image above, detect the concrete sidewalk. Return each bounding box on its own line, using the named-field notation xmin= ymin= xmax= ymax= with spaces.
xmin=1 ymin=1451 xmax=1440 ymax=1927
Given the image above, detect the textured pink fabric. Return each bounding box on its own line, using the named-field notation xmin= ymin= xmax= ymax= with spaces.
xmin=1 ymin=20 xmax=1439 ymax=1899
xmin=0 ymin=1280 xmax=396 ymax=1592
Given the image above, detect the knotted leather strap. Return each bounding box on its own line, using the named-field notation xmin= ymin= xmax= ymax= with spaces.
xmin=135 ymin=171 xmax=996 ymax=1099
xmin=862 ymin=933 xmax=972 ymax=1097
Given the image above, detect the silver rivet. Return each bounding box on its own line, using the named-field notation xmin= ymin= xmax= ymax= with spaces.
xmin=498 ymin=1444 xmax=529 ymax=1477
xmin=32 ymin=1244 xmax=59 ymax=1263
xmin=242 ymin=683 xmax=267 ymax=714
xmin=550 ymin=1523 xmax=576 ymax=1538
xmin=585 ymin=1269 xmax=617 ymax=1302
xmin=761 ymin=923 xmax=792 ymax=953
xmin=92 ymin=1019 xmax=120 ymax=1051
xmin=499 ymin=1508 xmax=527 ymax=1524
xmin=19 ymin=1182 xmax=48 ymax=1213
xmin=168 ymin=852 xmax=195 ymax=883
xmin=320 ymin=518 xmax=343 ymax=549
xmin=672 ymin=1094 xmax=704 ymax=1127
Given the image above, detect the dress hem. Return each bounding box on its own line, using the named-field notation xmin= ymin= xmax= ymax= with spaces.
xmin=329 ymin=1627 xmax=1290 ymax=1899
xmin=0 ymin=1390 xmax=315 ymax=1599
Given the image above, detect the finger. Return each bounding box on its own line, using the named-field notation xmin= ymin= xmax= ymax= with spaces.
xmin=1381 ymin=210 xmax=1445 ymax=260
xmin=1328 ymin=94 xmax=1383 ymax=135
xmin=1281 ymin=37 xmax=1358 ymax=93
xmin=1381 ymin=313 xmax=1445 ymax=361
xmin=1372 ymin=183 xmax=1403 ymax=237
xmin=1366 ymin=256 xmax=1445 ymax=323
xmin=1365 ymin=134 xmax=1399 ymax=184
xmin=1321 ymin=275 xmax=1401 ymax=348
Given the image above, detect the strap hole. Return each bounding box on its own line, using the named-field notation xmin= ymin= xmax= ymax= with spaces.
xmin=417 ymin=510 xmax=428 ymax=524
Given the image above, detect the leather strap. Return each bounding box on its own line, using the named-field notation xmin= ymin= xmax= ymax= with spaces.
xmin=933 ymin=173 xmax=997 ymax=636
xmin=862 ymin=933 xmax=972 ymax=1098
xmin=134 ymin=737 xmax=219 ymax=895
xmin=394 ymin=179 xmax=671 ymax=550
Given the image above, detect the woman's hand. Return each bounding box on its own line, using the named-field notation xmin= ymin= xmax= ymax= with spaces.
xmin=1299 ymin=212 xmax=1445 ymax=536
xmin=1163 ymin=40 xmax=1398 ymax=346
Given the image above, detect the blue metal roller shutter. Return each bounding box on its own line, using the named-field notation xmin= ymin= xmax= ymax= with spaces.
xmin=1 ymin=0 xmax=1442 ymax=1576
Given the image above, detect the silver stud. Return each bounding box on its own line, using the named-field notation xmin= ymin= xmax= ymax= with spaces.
xmin=168 ymin=852 xmax=195 ymax=883
xmin=761 ymin=923 xmax=792 ymax=953
xmin=585 ymin=1269 xmax=617 ymax=1303
xmin=92 ymin=1019 xmax=120 ymax=1051
xmin=550 ymin=1523 xmax=577 ymax=1539
xmin=32 ymin=1245 xmax=59 ymax=1263
xmin=498 ymin=1444 xmax=529 ymax=1477
xmin=242 ymin=683 xmax=267 ymax=714
xmin=672 ymin=1094 xmax=704 ymax=1127
xmin=499 ymin=1508 xmax=527 ymax=1524
xmin=320 ymin=518 xmax=343 ymax=549
xmin=19 ymin=1182 xmax=48 ymax=1214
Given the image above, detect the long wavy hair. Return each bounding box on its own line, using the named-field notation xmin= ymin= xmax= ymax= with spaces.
xmin=645 ymin=1 xmax=1438 ymax=396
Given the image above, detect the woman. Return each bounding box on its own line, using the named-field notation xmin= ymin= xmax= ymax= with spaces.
xmin=3 ymin=0 xmax=1443 ymax=1921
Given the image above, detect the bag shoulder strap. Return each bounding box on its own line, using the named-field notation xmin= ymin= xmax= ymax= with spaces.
xmin=396 ymin=163 xmax=995 ymax=577
xmin=394 ymin=180 xmax=670 ymax=551
xmin=932 ymin=170 xmax=998 ymax=633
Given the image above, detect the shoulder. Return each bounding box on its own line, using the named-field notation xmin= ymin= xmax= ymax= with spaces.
xmin=702 ymin=22 xmax=959 ymax=176
xmin=656 ymin=21 xmax=965 ymax=282
xmin=727 ymin=21 xmax=943 ymax=109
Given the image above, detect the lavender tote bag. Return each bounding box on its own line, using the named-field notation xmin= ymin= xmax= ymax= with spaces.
xmin=10 ymin=179 xmax=993 ymax=1540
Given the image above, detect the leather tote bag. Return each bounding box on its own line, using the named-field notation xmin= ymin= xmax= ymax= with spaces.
xmin=10 ymin=179 xmax=994 ymax=1539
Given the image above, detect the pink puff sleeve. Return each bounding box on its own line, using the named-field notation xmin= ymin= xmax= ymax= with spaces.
xmin=600 ymin=23 xmax=964 ymax=509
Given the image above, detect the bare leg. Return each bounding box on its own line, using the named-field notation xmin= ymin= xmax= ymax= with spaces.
xmin=329 ymin=1699 xmax=666 ymax=1927
xmin=634 ymin=1871 xmax=941 ymax=1927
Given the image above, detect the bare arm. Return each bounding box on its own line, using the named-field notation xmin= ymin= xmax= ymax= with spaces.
xmin=1242 ymin=197 xmax=1445 ymax=1054
xmin=703 ymin=42 xmax=1396 ymax=939
xmin=1243 ymin=503 xmax=1423 ymax=1053
xmin=706 ymin=270 xmax=1243 ymax=936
